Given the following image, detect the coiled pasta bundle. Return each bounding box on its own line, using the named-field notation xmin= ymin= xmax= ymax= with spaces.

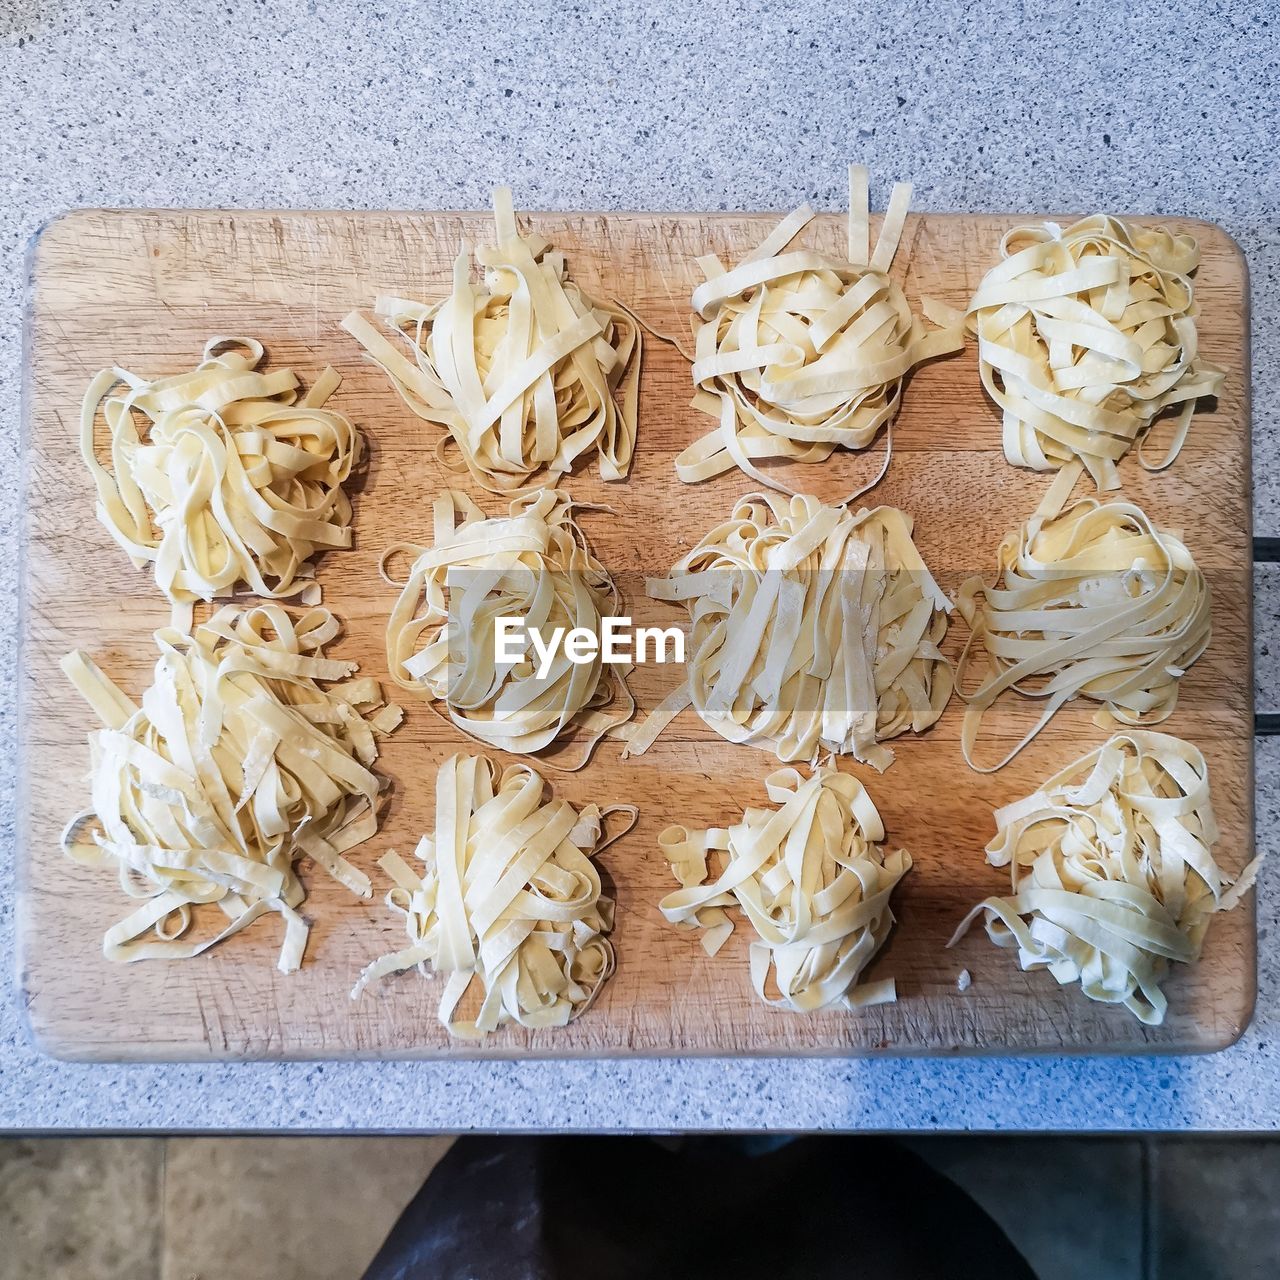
xmin=950 ymin=731 xmax=1257 ymax=1025
xmin=679 ymin=165 xmax=963 ymax=500
xmin=627 ymin=491 xmax=951 ymax=770
xmin=343 ymin=188 xmax=639 ymax=493
xmin=353 ymin=753 xmax=635 ymax=1038
xmin=383 ymin=488 xmax=632 ymax=761
xmin=80 ymin=337 xmax=361 ymax=609
xmin=61 ymin=605 xmax=401 ymax=973
xmin=956 ymin=461 xmax=1211 ymax=771
xmin=659 ymin=766 xmax=910 ymax=1012
xmin=968 ymin=216 xmax=1225 ymax=489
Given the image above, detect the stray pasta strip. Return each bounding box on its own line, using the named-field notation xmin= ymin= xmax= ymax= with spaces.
xmin=80 ymin=337 xmax=361 ymax=608
xmin=342 ymin=188 xmax=640 ymax=493
xmin=60 ymin=605 xmax=402 ymax=973
xmin=680 ymin=164 xmax=964 ymax=500
xmin=659 ymin=766 xmax=910 ymax=1013
xmin=956 ymin=460 xmax=1212 ymax=772
xmin=625 ymin=491 xmax=951 ymax=771
xmin=382 ymin=487 xmax=632 ymax=763
xmin=352 ymin=753 xmax=636 ymax=1038
xmin=968 ymin=215 xmax=1225 ymax=490
xmin=950 ymin=731 xmax=1258 ymax=1025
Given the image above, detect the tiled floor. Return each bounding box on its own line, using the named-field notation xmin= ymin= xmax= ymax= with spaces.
xmin=1 ymin=1136 xmax=1278 ymax=1278
xmin=0 ymin=1136 xmax=449 ymax=1280
xmin=905 ymin=1136 xmax=1147 ymax=1279
xmin=1148 ymin=1140 xmax=1280 ymax=1279
xmin=158 ymin=1137 xmax=451 ymax=1280
xmin=0 ymin=1137 xmax=164 ymax=1278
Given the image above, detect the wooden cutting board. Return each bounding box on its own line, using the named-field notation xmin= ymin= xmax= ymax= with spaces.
xmin=18 ymin=206 xmax=1254 ymax=1060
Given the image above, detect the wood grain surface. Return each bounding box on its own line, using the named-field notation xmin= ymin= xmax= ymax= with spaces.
xmin=17 ymin=207 xmax=1254 ymax=1059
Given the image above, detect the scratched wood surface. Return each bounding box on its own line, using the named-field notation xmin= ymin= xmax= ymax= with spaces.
xmin=17 ymin=207 xmax=1254 ymax=1060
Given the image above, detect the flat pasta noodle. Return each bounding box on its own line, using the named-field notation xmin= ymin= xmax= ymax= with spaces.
xmin=625 ymin=490 xmax=951 ymax=770
xmin=956 ymin=460 xmax=1212 ymax=772
xmin=967 ymin=215 xmax=1226 ymax=490
xmin=60 ymin=605 xmax=402 ymax=973
xmin=352 ymin=753 xmax=636 ymax=1038
xmin=342 ymin=187 xmax=640 ymax=493
xmin=80 ymin=336 xmax=361 ymax=605
xmin=679 ymin=164 xmax=964 ymax=501
xmin=950 ymin=731 xmax=1259 ymax=1025
xmin=658 ymin=765 xmax=910 ymax=1013
xmin=382 ymin=487 xmax=632 ymax=763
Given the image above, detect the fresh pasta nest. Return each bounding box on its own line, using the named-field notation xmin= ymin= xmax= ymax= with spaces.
xmin=659 ymin=766 xmax=910 ymax=1012
xmin=950 ymin=731 xmax=1257 ymax=1025
xmin=61 ymin=605 xmax=402 ymax=973
xmin=956 ymin=461 xmax=1212 ymax=771
xmin=342 ymin=187 xmax=639 ymax=492
xmin=352 ymin=753 xmax=635 ymax=1038
xmin=383 ymin=487 xmax=632 ymax=761
xmin=80 ymin=337 xmax=361 ymax=607
xmin=627 ymin=491 xmax=951 ymax=770
xmin=679 ymin=165 xmax=963 ymax=499
xmin=968 ymin=215 xmax=1225 ymax=490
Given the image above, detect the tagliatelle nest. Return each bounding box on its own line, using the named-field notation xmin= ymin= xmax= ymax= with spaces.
xmin=956 ymin=460 xmax=1212 ymax=771
xmin=80 ymin=337 xmax=361 ymax=611
xmin=382 ymin=487 xmax=632 ymax=763
xmin=352 ymin=753 xmax=636 ymax=1038
xmin=625 ymin=491 xmax=951 ymax=771
xmin=659 ymin=766 xmax=911 ymax=1012
xmin=679 ymin=165 xmax=964 ymax=500
xmin=60 ymin=605 xmax=402 ymax=973
xmin=950 ymin=731 xmax=1258 ymax=1025
xmin=968 ymin=215 xmax=1225 ymax=490
xmin=342 ymin=187 xmax=640 ymax=493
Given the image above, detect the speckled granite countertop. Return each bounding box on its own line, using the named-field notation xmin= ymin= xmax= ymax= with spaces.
xmin=2 ymin=0 xmax=1277 ymax=1132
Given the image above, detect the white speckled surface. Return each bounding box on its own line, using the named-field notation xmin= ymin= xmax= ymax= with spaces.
xmin=2 ymin=0 xmax=1277 ymax=1132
